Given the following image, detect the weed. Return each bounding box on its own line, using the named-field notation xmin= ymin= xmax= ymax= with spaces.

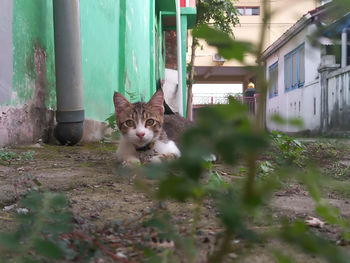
xmin=0 ymin=150 xmax=35 ymax=165
xmin=330 ymin=162 xmax=350 ymax=180
xmin=0 ymin=192 xmax=73 ymax=263
xmin=270 ymin=131 xmax=306 ymax=167
xmin=307 ymin=142 xmax=338 ymax=161
xmin=105 ymin=113 xmax=121 ymax=141
xmin=257 ymin=160 xmax=274 ymax=180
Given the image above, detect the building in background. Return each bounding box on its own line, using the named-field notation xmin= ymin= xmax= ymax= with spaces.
xmin=190 ymin=0 xmax=320 ymax=90
xmin=0 ymin=0 xmax=196 ymax=146
xmin=263 ymin=3 xmax=350 ymax=134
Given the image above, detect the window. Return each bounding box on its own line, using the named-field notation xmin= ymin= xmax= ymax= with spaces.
xmin=268 ymin=62 xmax=278 ymax=98
xmin=284 ymin=44 xmax=305 ymax=91
xmin=237 ymin=6 xmax=260 ymax=16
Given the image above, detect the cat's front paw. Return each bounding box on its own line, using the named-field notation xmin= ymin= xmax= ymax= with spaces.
xmin=121 ymin=157 xmax=141 ymax=167
xmin=149 ymin=156 xmax=162 ymax=164
xmin=150 ymin=154 xmax=178 ymax=164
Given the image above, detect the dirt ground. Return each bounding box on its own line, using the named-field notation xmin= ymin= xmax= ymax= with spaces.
xmin=1 ymin=139 xmax=350 ymax=262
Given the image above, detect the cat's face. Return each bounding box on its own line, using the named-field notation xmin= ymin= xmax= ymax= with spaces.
xmin=113 ymin=90 xmax=165 ymax=147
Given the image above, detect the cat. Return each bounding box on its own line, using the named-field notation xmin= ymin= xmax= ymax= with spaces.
xmin=113 ymin=89 xmax=184 ymax=165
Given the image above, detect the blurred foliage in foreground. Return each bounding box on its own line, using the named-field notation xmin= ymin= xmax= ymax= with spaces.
xmin=0 ymin=192 xmax=73 ymax=263
xmin=137 ymin=0 xmax=350 ymax=261
xmin=136 ymin=97 xmax=350 ymax=263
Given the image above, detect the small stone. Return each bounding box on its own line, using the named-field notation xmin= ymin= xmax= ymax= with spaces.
xmin=336 ymin=239 xmax=347 ymax=246
xmin=228 ymin=253 xmax=238 ymax=259
xmin=305 ymin=217 xmax=325 ymax=228
xmin=3 ymin=204 xmax=17 ymax=211
xmin=116 ymin=252 xmax=127 ymax=259
xmin=16 ymin=208 xmax=29 ymax=214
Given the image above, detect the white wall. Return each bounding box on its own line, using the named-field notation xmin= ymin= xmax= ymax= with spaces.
xmin=327 ymin=66 xmax=350 ymax=129
xmin=265 ymin=24 xmax=322 ymax=132
xmin=163 ymin=68 xmax=179 ymax=113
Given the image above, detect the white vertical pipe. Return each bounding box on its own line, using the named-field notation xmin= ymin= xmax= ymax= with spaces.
xmin=341 ymin=28 xmax=347 ymax=68
xmin=176 ymin=0 xmax=183 ymax=115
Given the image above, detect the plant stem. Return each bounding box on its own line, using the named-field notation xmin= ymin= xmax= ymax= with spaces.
xmin=186 ymin=36 xmax=198 ymax=120
xmin=209 ymin=230 xmax=233 ymax=263
xmin=244 ymin=0 xmax=270 ymax=201
xmin=189 ymin=199 xmax=202 ymax=263
xmin=245 ymin=153 xmax=257 ymax=202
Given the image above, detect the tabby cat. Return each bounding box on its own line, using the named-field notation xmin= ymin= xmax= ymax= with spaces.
xmin=113 ymin=89 xmax=183 ymax=165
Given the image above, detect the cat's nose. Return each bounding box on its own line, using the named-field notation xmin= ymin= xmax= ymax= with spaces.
xmin=136 ymin=132 xmax=145 ymax=139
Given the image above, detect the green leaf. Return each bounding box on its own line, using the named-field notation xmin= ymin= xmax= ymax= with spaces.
xmin=0 ymin=232 xmax=20 ymax=250
xmin=157 ymin=175 xmax=201 ymax=202
xmin=48 ymin=194 xmax=68 ymax=209
xmin=105 ymin=113 xmax=117 ymax=130
xmin=21 ymin=192 xmax=42 ymax=211
xmin=32 ymin=178 xmax=42 ymax=187
xmin=270 ymin=114 xmax=304 ymax=128
xmin=315 ymin=204 xmax=349 ymax=228
xmin=207 ymin=170 xmax=229 ymax=191
xmin=143 ymin=246 xmax=162 ymax=263
xmin=270 ymin=114 xmax=286 ymax=125
xmin=281 ymin=221 xmax=349 ymax=263
xmin=20 ymin=257 xmax=43 ymax=263
xmin=33 ymin=239 xmax=63 ymax=259
xmin=192 ymin=25 xmax=254 ymax=62
xmin=273 ymin=251 xmax=297 ymax=263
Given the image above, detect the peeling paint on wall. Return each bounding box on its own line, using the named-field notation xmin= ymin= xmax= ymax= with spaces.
xmin=12 ymin=0 xmax=56 ymax=109
xmin=0 ymin=0 xmax=184 ymax=146
xmin=0 ymin=44 xmax=55 ymax=146
xmin=0 ymin=0 xmax=56 ymax=146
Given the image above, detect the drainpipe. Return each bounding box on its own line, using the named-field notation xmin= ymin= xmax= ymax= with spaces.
xmin=176 ymin=0 xmax=183 ymax=116
xmin=53 ymin=0 xmax=84 ymax=145
xmin=341 ymin=28 xmax=348 ymax=68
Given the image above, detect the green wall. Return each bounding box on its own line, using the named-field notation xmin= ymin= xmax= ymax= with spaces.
xmin=81 ymin=0 xmax=158 ymax=121
xmin=122 ymin=0 xmax=156 ymax=102
xmin=10 ymin=0 xmax=188 ymax=123
xmin=80 ymin=0 xmax=120 ymax=121
xmin=12 ymin=0 xmax=56 ymax=108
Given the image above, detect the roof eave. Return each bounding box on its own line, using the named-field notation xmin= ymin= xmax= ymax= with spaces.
xmin=261 ymin=13 xmax=313 ymax=61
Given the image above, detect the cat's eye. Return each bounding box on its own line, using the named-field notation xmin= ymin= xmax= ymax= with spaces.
xmin=145 ymin=119 xmax=155 ymax=126
xmin=125 ymin=120 xmax=134 ymax=127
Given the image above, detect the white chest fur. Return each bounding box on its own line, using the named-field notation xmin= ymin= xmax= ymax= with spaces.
xmin=153 ymin=140 xmax=181 ymax=157
xmin=116 ymin=136 xmax=181 ymax=164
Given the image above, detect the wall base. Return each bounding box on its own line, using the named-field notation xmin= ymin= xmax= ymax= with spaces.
xmin=0 ymin=105 xmax=55 ymax=147
xmin=81 ymin=119 xmax=113 ymax=143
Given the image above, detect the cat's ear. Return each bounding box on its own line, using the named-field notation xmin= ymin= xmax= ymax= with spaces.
xmin=113 ymin=92 xmax=131 ymax=115
xmin=146 ymin=89 xmax=164 ymax=113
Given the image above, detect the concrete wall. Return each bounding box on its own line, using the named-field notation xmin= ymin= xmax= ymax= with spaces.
xmin=265 ymin=24 xmax=322 ymax=132
xmin=123 ymin=0 xmax=156 ymax=103
xmin=0 ymin=0 xmax=185 ymax=146
xmin=80 ymin=0 xmax=159 ymax=122
xmin=0 ymin=0 xmax=56 ymax=146
xmin=327 ymin=66 xmax=350 ymax=131
xmin=0 ymin=0 xmax=13 ymax=105
xmin=80 ymin=0 xmax=120 ymax=122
